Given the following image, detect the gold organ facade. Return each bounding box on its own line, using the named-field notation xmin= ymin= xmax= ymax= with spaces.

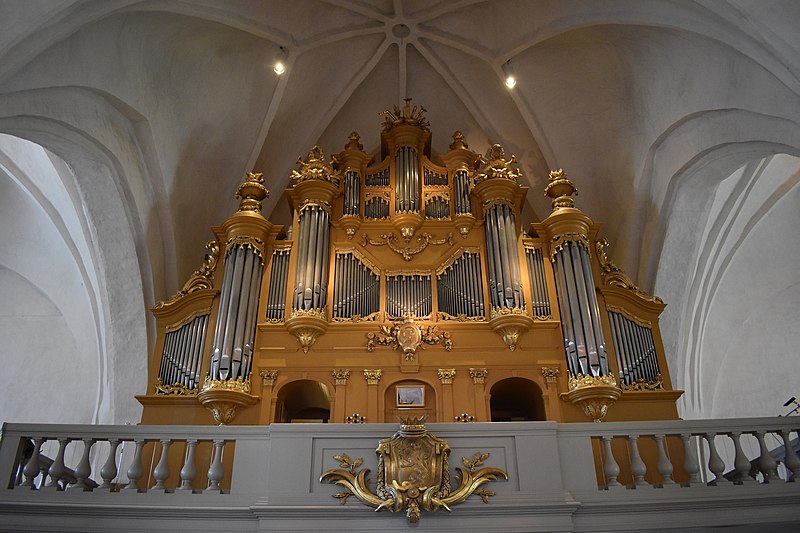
xmin=138 ymin=101 xmax=682 ymax=426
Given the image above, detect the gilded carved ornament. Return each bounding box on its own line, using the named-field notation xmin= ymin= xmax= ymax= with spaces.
xmin=454 ymin=413 xmax=475 ymax=422
xmin=320 ymin=418 xmax=507 ymax=524
xmin=620 ymin=374 xmax=664 ymax=391
xmin=472 ymin=143 xmax=522 ymax=186
xmin=346 ymin=413 xmax=366 ymax=424
xmin=437 ymin=369 xmax=456 ymax=385
xmin=226 ymin=235 xmax=265 ymax=260
xmin=260 ymin=370 xmax=278 ymax=386
xmin=449 ymin=130 xmax=468 ymax=150
xmin=165 ymin=308 xmax=211 ymax=334
xmin=543 ymin=168 xmax=577 ymax=210
xmin=154 ymin=241 xmax=220 ymax=309
xmin=197 ymin=374 xmax=257 ymax=425
xmin=332 ymin=369 xmax=351 ymax=385
xmin=361 ymin=231 xmax=454 ymax=261
xmin=380 ymin=98 xmax=430 ymax=132
xmin=490 ymin=305 xmax=527 ymax=319
xmin=469 ymin=368 xmax=488 ymax=384
xmin=549 ymin=232 xmax=590 ymax=260
xmin=364 ymin=369 xmax=383 ymax=385
xmin=344 ymin=131 xmax=364 ymax=151
xmin=154 ymin=378 xmax=197 ymax=396
xmin=562 ymin=373 xmax=622 ymax=422
xmin=235 ymin=171 xmax=270 ymax=213
xmin=437 ymin=311 xmax=485 ymax=322
xmin=291 ymin=145 xmax=342 ymax=187
xmin=201 ymin=375 xmax=251 ymax=395
xmin=366 ymin=317 xmax=452 ymax=360
xmin=596 ymin=239 xmax=663 ymax=304
xmin=541 ymin=367 xmax=561 ymax=385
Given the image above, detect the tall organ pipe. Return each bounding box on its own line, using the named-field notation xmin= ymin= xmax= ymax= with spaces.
xmin=293 ymin=205 xmax=331 ymax=312
xmin=210 ymin=246 xmax=235 ymax=377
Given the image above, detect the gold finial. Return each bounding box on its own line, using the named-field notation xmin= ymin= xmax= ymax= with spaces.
xmin=398 ymin=415 xmax=428 ymax=435
xmin=543 ymin=168 xmax=578 ymax=210
xmin=235 ymin=171 xmax=270 ymax=213
xmin=449 ymin=130 xmax=468 ymax=150
xmin=472 ymin=143 xmax=522 ymax=185
xmin=345 ymin=131 xmax=363 ymax=151
xmin=290 ymin=145 xmax=341 ymax=186
xmin=380 ymin=98 xmax=430 ymax=131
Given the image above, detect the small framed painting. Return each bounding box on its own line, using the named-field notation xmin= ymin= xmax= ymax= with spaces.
xmin=396 ymin=385 xmax=425 ymax=408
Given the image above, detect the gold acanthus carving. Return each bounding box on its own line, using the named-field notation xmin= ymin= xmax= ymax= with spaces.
xmin=260 ymin=370 xmax=278 ymax=386
xmin=165 ymin=308 xmax=211 ymax=334
xmin=549 ymin=232 xmax=589 ymax=259
xmin=437 ymin=311 xmax=486 ymax=322
xmin=381 ymin=98 xmax=430 ymax=132
xmin=364 ymin=369 xmax=383 ymax=385
xmin=543 ymin=168 xmax=577 ymax=210
xmin=596 ymin=239 xmax=664 ymax=304
xmin=606 ymin=304 xmax=653 ymax=328
xmin=320 ymin=418 xmax=507 ymax=524
xmin=562 ymin=373 xmax=622 ymax=422
xmin=235 ymin=171 xmax=270 ymax=213
xmin=226 ymin=235 xmax=265 ymax=260
xmin=469 ymin=368 xmax=488 ymax=384
xmin=472 ymin=143 xmax=522 ymax=186
xmin=202 ymin=375 xmax=251 ymax=395
xmin=154 ymin=241 xmax=220 ymax=309
xmin=490 ymin=306 xmax=527 ymax=319
xmin=361 ymin=232 xmax=454 ymax=262
xmin=620 ymin=374 xmax=664 ymax=391
xmin=332 ymin=312 xmax=379 ymax=323
xmin=291 ymin=145 xmax=341 ymax=187
xmin=437 ymin=369 xmax=456 ymax=385
xmin=332 ymin=369 xmax=351 ymax=385
xmin=366 ymin=317 xmax=452 ymax=360
xmin=154 ymin=378 xmax=197 ymax=396
xmin=481 ymin=197 xmax=516 ymax=216
xmin=541 ymin=367 xmax=561 ymax=384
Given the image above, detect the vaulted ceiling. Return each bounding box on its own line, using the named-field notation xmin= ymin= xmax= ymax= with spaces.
xmin=1 ymin=0 xmax=799 ymax=423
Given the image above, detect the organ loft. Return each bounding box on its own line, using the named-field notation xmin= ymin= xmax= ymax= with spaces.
xmin=138 ymin=100 xmax=682 ymax=426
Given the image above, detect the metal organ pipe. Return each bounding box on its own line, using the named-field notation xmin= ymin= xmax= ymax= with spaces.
xmin=210 ymin=246 xmax=236 ymax=377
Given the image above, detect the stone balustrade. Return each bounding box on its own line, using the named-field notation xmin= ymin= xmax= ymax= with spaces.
xmin=0 ymin=418 xmax=798 ymax=531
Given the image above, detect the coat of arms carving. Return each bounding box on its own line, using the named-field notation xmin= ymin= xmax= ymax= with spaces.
xmin=320 ymin=417 xmax=507 ymax=523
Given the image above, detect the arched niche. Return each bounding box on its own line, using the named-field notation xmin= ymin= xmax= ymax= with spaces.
xmin=274 ymin=379 xmax=331 ymax=423
xmin=489 ymin=377 xmax=546 ymax=422
xmin=384 ymin=380 xmax=437 ymax=423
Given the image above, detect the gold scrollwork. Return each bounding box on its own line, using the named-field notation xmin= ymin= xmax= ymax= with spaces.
xmin=201 ymin=375 xmax=251 ymax=395
xmin=490 ymin=306 xmax=527 ymax=319
xmin=380 ymin=98 xmax=430 ymax=132
xmin=154 ymin=378 xmax=197 ymax=396
xmin=291 ymin=145 xmax=341 ymax=186
xmin=596 ymin=239 xmax=664 ymax=304
xmin=469 ymin=368 xmax=488 ymax=384
xmin=364 ymin=369 xmax=383 ymax=385
xmin=154 ymin=240 xmax=220 ymax=309
xmin=620 ymin=374 xmax=664 ymax=391
xmin=481 ymin=197 xmax=516 ymax=216
xmin=607 ymin=304 xmax=653 ymax=328
xmin=550 ymin=232 xmax=589 ymax=259
xmin=290 ymin=308 xmax=326 ymax=320
xmin=165 ymin=309 xmax=211 ymax=334
xmin=226 ymin=236 xmax=265 ymax=260
xmin=320 ymin=418 xmax=507 ymax=524
xmin=423 ymin=190 xmax=450 ymax=202
xmin=298 ymin=199 xmax=333 ymax=215
xmin=361 ymin=232 xmax=454 ymax=262
xmin=437 ymin=311 xmax=486 ymax=322
xmin=437 ymin=368 xmax=456 ymax=384
xmin=472 ymin=143 xmax=522 ymax=186
xmin=332 ymin=312 xmax=379 ymax=323
xmin=332 ymin=369 xmax=351 ymax=385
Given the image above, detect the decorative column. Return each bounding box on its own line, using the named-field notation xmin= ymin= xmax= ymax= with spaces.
xmin=438 ymin=369 xmax=456 ymax=420
xmin=364 ymin=369 xmax=382 ymax=422
xmin=540 ymin=169 xmax=620 ymax=421
xmin=470 ymin=368 xmax=488 ymax=421
xmin=440 ymin=131 xmax=478 ymax=238
xmin=337 ymin=133 xmax=372 ymax=240
xmin=332 ymin=369 xmax=351 ymax=423
xmin=472 ymin=143 xmax=532 ymax=350
xmin=198 ymin=172 xmax=277 ymax=425
xmin=259 ymin=369 xmax=278 ymax=423
xmin=285 ymin=146 xmax=340 ymax=352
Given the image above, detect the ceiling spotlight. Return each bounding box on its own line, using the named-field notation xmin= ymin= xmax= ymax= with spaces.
xmin=502 ymin=60 xmax=516 ymax=89
xmin=273 ymin=46 xmax=288 ymax=75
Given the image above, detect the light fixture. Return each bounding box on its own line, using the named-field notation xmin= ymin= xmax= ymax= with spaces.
xmin=502 ymin=60 xmax=516 ymax=89
xmin=273 ymin=46 xmax=288 ymax=75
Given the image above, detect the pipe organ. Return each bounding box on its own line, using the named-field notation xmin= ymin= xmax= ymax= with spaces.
xmin=141 ymin=100 xmax=683 ymax=426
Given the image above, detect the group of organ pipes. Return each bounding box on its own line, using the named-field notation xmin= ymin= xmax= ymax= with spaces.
xmin=144 ymin=100 xmax=681 ymax=426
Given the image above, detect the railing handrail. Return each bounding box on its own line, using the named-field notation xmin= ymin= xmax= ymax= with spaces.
xmin=556 ymin=416 xmax=799 ymax=437
xmin=0 ymin=422 xmax=271 ymax=441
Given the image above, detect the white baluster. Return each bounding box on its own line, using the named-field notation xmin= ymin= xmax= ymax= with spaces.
xmin=654 ymin=434 xmax=675 ymax=486
xmin=178 ymin=440 xmax=198 ymax=491
xmin=206 ymin=440 xmax=224 ymax=493
xmin=124 ymin=439 xmax=145 ymax=491
xmin=779 ymin=430 xmax=800 ymax=482
xmin=69 ymin=438 xmax=95 ymax=491
xmin=680 ymin=433 xmax=700 ymax=487
xmin=44 ymin=438 xmax=69 ymax=490
xmin=99 ymin=439 xmax=121 ymax=490
xmin=704 ymin=433 xmax=728 ymax=485
xmin=601 ymin=436 xmax=621 ymax=488
xmin=628 ymin=435 xmax=648 ymax=487
xmin=22 ymin=437 xmax=45 ymax=488
xmin=729 ymin=432 xmax=755 ymax=484
xmin=753 ymin=431 xmax=778 ymax=483
xmin=152 ymin=439 xmax=172 ymax=492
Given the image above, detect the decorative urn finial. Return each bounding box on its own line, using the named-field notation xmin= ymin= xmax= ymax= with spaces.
xmin=235 ymin=171 xmax=270 ymax=213
xmin=543 ymin=168 xmax=578 ymax=210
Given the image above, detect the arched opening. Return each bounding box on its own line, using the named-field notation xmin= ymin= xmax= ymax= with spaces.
xmin=275 ymin=380 xmax=331 ymax=423
xmin=489 ymin=378 xmax=546 ymax=421
xmin=384 ymin=380 xmax=437 ymax=423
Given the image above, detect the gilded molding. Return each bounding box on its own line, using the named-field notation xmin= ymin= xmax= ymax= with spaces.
xmin=562 ymin=372 xmax=622 ymax=422
xmin=165 ymin=308 xmax=211 ymax=334
xmin=472 ymin=143 xmax=522 ymax=186
xmin=469 ymin=368 xmax=488 ymax=384
xmin=549 ymin=232 xmax=589 ymax=259
xmin=291 ymin=145 xmax=342 ymax=187
xmin=437 ymin=311 xmax=486 ymax=322
xmin=437 ymin=368 xmax=456 ymax=385
xmin=380 ymin=98 xmax=430 ymax=132
xmin=154 ymin=240 xmax=220 ymax=309
xmin=235 ymin=171 xmax=270 ymax=213
xmin=290 ymin=308 xmax=326 ymax=320
xmin=423 ymin=190 xmax=450 ymax=202
xmin=332 ymin=311 xmax=379 ymax=323
xmin=490 ymin=306 xmax=527 ymax=319
xmin=154 ymin=378 xmax=197 ymax=396
xmin=201 ymin=375 xmax=251 ymax=394
xmin=568 ymin=373 xmax=617 ymax=391
xmin=332 ymin=369 xmax=351 ymax=386
xmin=620 ymin=374 xmax=664 ymax=391
xmin=606 ymin=304 xmax=653 ymax=328
xmin=481 ymin=197 xmax=516 ymax=216
xmin=596 ymin=239 xmax=664 ymax=304
xmin=364 ymin=369 xmax=383 ymax=385
xmin=320 ymin=419 xmax=507 ymax=524
xmin=226 ymin=235 xmax=265 ymax=260
xmin=361 ymin=231 xmax=454 ymax=262
xmin=298 ymin=199 xmax=333 ymax=214
xmin=260 ymin=370 xmax=278 ymax=386
xmin=541 ymin=367 xmax=561 ymax=384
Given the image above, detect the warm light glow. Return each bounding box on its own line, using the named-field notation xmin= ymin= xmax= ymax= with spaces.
xmin=273 ymin=46 xmax=288 ymax=75
xmin=505 ymin=75 xmax=517 ymax=89
xmin=502 ymin=60 xmax=517 ymax=89
xmin=274 ymin=61 xmax=286 ymax=75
